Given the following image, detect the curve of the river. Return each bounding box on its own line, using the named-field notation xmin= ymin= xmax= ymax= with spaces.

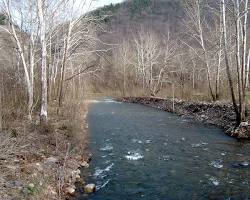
xmin=78 ymin=98 xmax=250 ymax=200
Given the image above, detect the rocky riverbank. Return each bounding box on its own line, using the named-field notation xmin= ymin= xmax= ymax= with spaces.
xmin=120 ymin=97 xmax=250 ymax=139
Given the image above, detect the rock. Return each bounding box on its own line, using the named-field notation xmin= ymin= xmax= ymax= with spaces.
xmin=75 ymin=174 xmax=81 ymax=180
xmin=239 ymin=161 xmax=249 ymax=167
xmin=71 ymin=169 xmax=81 ymax=181
xmin=47 ymin=185 xmax=57 ymax=196
xmin=200 ymin=114 xmax=207 ymax=120
xmin=65 ymin=186 xmax=75 ymax=195
xmin=4 ymin=181 xmax=23 ymax=188
xmin=28 ymin=183 xmax=35 ymax=189
xmin=84 ymin=183 xmax=96 ymax=194
xmin=6 ymin=165 xmax=17 ymax=170
xmin=73 ymin=170 xmax=80 ymax=176
xmin=232 ymin=161 xmax=250 ymax=168
xmin=76 ymin=178 xmax=85 ymax=185
xmin=80 ymin=161 xmax=89 ymax=168
xmin=32 ymin=172 xmax=37 ymax=177
xmin=35 ymin=162 xmax=44 ymax=172
xmin=45 ymin=157 xmax=58 ymax=164
xmin=240 ymin=121 xmax=248 ymax=127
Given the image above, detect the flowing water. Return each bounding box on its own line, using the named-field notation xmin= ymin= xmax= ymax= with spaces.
xmin=78 ymin=99 xmax=250 ymax=200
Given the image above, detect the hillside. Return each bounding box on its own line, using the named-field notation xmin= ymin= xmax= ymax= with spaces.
xmin=91 ymin=0 xmax=184 ymax=38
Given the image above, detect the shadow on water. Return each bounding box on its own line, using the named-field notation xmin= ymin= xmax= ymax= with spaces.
xmin=77 ymin=98 xmax=250 ymax=200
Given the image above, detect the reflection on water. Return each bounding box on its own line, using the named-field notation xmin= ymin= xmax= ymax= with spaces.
xmin=78 ymin=99 xmax=250 ymax=200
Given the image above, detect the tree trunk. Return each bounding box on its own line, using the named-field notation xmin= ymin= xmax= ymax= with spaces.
xmin=123 ymin=63 xmax=126 ymax=96
xmin=191 ymin=60 xmax=196 ymax=90
xmin=241 ymin=0 xmax=249 ymax=120
xmin=0 ymin=73 xmax=3 ymax=132
xmin=215 ymin=22 xmax=223 ymax=100
xmin=206 ymin=66 xmax=216 ymax=101
xmin=246 ymin=49 xmax=250 ymax=88
xmin=28 ymin=32 xmax=34 ymax=121
xmin=215 ymin=50 xmax=222 ymax=100
xmin=38 ymin=0 xmax=48 ymax=123
xmin=235 ymin=0 xmax=242 ymax=120
xmin=221 ymin=0 xmax=240 ymax=125
xmin=57 ymin=22 xmax=72 ymax=114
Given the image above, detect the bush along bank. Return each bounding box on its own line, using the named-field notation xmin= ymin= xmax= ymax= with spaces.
xmin=120 ymin=97 xmax=250 ymax=139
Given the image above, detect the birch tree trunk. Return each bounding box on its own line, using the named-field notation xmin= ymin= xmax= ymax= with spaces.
xmin=37 ymin=0 xmax=48 ymax=123
xmin=215 ymin=16 xmax=223 ymax=100
xmin=240 ymin=0 xmax=249 ymax=121
xmin=246 ymin=49 xmax=250 ymax=88
xmin=235 ymin=0 xmax=242 ymax=119
xmin=123 ymin=60 xmax=126 ymax=96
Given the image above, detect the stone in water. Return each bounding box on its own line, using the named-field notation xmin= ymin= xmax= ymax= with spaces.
xmin=84 ymin=183 xmax=96 ymax=194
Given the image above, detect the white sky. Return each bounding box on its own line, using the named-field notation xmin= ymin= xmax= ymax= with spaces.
xmin=86 ymin=0 xmax=125 ymax=11
xmin=68 ymin=0 xmax=125 ymax=18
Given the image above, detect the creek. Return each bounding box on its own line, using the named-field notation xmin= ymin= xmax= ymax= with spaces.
xmin=78 ymin=98 xmax=250 ymax=200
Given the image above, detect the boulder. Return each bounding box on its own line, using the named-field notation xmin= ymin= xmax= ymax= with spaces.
xmin=28 ymin=183 xmax=35 ymax=189
xmin=240 ymin=161 xmax=249 ymax=167
xmin=65 ymin=186 xmax=75 ymax=195
xmin=45 ymin=157 xmax=58 ymax=164
xmin=80 ymin=161 xmax=89 ymax=168
xmin=74 ymin=169 xmax=81 ymax=175
xmin=75 ymin=174 xmax=81 ymax=181
xmin=240 ymin=121 xmax=248 ymax=127
xmin=84 ymin=183 xmax=96 ymax=194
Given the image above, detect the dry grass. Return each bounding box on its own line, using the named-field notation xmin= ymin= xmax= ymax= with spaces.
xmin=0 ymin=100 xmax=89 ymax=200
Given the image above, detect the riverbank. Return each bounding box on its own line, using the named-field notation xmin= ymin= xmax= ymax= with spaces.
xmin=0 ymin=101 xmax=90 ymax=200
xmin=120 ymin=97 xmax=250 ymax=139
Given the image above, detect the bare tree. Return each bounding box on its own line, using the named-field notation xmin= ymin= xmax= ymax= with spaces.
xmin=1 ymin=0 xmax=37 ymax=120
xmin=222 ymin=0 xmax=249 ymax=124
xmin=237 ymin=0 xmax=249 ymax=121
xmin=184 ymin=0 xmax=220 ymax=101
xmin=112 ymin=40 xmax=132 ymax=95
xmin=133 ymin=29 xmax=161 ymax=95
xmin=50 ymin=0 xmax=103 ymax=112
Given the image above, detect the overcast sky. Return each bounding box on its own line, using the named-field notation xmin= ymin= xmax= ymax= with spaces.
xmin=88 ymin=0 xmax=124 ymax=11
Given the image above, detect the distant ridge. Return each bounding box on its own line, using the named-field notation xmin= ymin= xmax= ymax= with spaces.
xmin=91 ymin=0 xmax=184 ymax=37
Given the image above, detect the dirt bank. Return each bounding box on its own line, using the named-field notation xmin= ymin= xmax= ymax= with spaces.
xmin=0 ymin=101 xmax=90 ymax=200
xmin=121 ymin=97 xmax=250 ymax=139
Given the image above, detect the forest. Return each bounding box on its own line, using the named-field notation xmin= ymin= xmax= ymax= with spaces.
xmin=0 ymin=0 xmax=250 ymax=199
